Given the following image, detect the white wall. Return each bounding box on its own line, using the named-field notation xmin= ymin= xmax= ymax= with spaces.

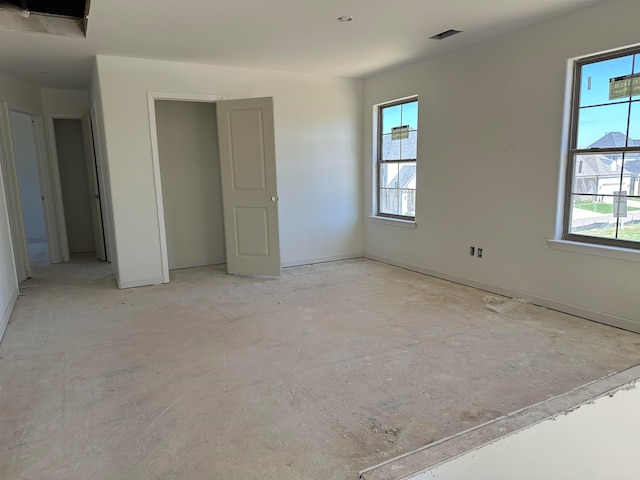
xmin=363 ymin=0 xmax=640 ymax=331
xmin=0 ymin=143 xmax=16 ymax=342
xmin=88 ymin=61 xmax=117 ymax=276
xmin=413 ymin=384 xmax=640 ymax=480
xmin=155 ymin=100 xmax=225 ymax=270
xmin=10 ymin=110 xmax=47 ymax=242
xmin=94 ymin=55 xmax=363 ymax=288
xmin=0 ymin=72 xmax=44 ymax=341
xmin=41 ymin=88 xmax=89 ymax=116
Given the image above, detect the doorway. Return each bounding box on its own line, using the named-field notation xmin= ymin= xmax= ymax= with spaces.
xmin=154 ymin=100 xmax=225 ymax=270
xmin=148 ymin=93 xmax=281 ymax=283
xmin=52 ymin=118 xmax=106 ymax=260
xmin=9 ymin=110 xmax=49 ymax=266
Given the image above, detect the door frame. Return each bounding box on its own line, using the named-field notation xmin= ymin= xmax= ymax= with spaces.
xmin=46 ymin=113 xmax=110 ymax=262
xmin=147 ymin=91 xmax=224 ymax=284
xmin=0 ymin=103 xmax=59 ymax=279
xmin=45 ymin=113 xmax=79 ymax=262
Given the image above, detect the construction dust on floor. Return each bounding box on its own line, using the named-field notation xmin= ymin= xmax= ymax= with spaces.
xmin=1 ymin=257 xmax=639 ymax=479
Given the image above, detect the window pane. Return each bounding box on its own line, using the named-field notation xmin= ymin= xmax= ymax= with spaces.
xmin=625 ymin=152 xmax=640 ymax=196
xmin=572 ymin=153 xmax=625 ymax=195
xmin=580 ymin=55 xmax=633 ymax=107
xmin=577 ymin=103 xmax=629 ymax=149
xmin=400 ymin=131 xmax=417 ymax=160
xmin=380 ymin=162 xmax=399 ymax=188
xmin=397 ymin=162 xmax=416 ymax=189
xmin=634 ymin=54 xmax=640 ymax=100
xmin=569 ymin=194 xmax=619 ymax=239
xmin=569 ymin=190 xmax=640 ymax=240
xmin=382 ymin=104 xmax=402 ymax=134
xmin=628 ymin=101 xmax=640 ymax=142
xmin=401 ymin=101 xmax=418 ymax=130
xmin=399 ymin=189 xmax=416 ymax=217
xmin=380 ymin=188 xmax=400 ymax=216
xmin=381 ymin=133 xmax=401 ymax=161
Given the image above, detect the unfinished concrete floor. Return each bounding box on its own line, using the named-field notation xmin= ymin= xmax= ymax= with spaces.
xmin=1 ymin=257 xmax=639 ymax=479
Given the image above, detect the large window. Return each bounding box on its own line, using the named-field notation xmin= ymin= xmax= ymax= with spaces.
xmin=565 ymin=47 xmax=640 ymax=248
xmin=377 ymin=98 xmax=418 ymax=219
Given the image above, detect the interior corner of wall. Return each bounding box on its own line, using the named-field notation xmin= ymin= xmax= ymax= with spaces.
xmin=0 ymin=285 xmax=18 ymax=343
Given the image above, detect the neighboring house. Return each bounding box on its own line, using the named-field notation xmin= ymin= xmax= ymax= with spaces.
xmin=574 ymin=132 xmax=640 ymax=198
xmin=381 ymin=130 xmax=417 ymax=216
xmin=385 ymin=164 xmax=416 ymax=216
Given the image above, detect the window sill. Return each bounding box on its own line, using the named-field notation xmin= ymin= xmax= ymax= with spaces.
xmin=369 ymin=216 xmax=417 ymax=229
xmin=547 ymin=239 xmax=640 ymax=262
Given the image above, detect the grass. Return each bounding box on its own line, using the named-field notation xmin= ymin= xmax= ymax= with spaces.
xmin=575 ymin=202 xmax=640 ymax=214
xmin=578 ymin=223 xmax=640 ymax=241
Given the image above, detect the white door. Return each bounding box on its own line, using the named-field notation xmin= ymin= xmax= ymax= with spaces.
xmin=216 ymin=97 xmax=281 ymax=276
xmin=81 ymin=116 xmax=106 ymax=261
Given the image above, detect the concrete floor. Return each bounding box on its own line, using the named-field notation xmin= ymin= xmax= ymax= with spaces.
xmin=1 ymin=257 xmax=639 ymax=479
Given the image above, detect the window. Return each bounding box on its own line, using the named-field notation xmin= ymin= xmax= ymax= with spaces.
xmin=564 ymin=47 xmax=640 ymax=248
xmin=377 ymin=98 xmax=418 ymax=219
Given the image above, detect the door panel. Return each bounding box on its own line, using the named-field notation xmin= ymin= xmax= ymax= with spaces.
xmin=217 ymin=97 xmax=280 ymax=276
xmin=235 ymin=207 xmax=270 ymax=256
xmin=229 ymin=110 xmax=267 ymax=190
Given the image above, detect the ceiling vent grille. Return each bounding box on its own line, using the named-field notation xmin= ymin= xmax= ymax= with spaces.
xmin=430 ymin=29 xmax=462 ymax=40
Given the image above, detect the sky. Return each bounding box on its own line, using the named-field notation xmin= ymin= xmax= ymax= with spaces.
xmin=578 ymin=53 xmax=640 ymax=148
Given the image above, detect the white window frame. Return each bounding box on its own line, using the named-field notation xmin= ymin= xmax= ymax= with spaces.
xmin=563 ymin=46 xmax=640 ymax=250
xmin=375 ymin=97 xmax=418 ymax=221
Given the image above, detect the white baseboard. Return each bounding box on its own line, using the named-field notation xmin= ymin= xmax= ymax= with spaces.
xmin=364 ymin=253 xmax=640 ymax=334
xmin=282 ymin=253 xmax=363 ymax=268
xmin=0 ymin=287 xmax=18 ymax=343
xmin=117 ymin=277 xmax=164 ymax=289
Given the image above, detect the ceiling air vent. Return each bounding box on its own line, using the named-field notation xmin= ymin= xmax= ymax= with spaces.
xmin=0 ymin=0 xmax=90 ymax=37
xmin=430 ymin=29 xmax=462 ymax=40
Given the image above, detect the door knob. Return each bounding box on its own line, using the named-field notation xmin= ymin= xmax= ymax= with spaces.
xmin=271 ymin=196 xmax=278 ymax=202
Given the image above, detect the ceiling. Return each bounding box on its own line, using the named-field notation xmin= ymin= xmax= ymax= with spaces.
xmin=0 ymin=0 xmax=603 ymax=89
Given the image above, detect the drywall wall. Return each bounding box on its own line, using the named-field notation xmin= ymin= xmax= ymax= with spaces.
xmin=155 ymin=100 xmax=225 ymax=270
xmin=10 ymin=110 xmax=47 ymax=243
xmin=0 ymin=72 xmax=44 ymax=340
xmin=0 ymin=144 xmax=16 ymax=342
xmin=363 ymin=0 xmax=640 ymax=331
xmin=54 ymin=119 xmax=94 ymax=254
xmin=412 ymin=384 xmax=640 ymax=480
xmin=94 ymin=55 xmax=362 ymax=287
xmin=88 ymin=61 xmax=117 ymax=278
xmin=41 ymin=88 xmax=89 ymax=115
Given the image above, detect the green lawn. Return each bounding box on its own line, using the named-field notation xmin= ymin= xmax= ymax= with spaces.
xmin=579 ymin=223 xmax=640 ymax=241
xmin=575 ymin=202 xmax=640 ymax=214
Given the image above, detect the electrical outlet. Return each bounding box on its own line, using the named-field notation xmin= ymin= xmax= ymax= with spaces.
xmin=469 ymin=246 xmax=475 ymax=256
xmin=477 ymin=248 xmax=483 ymax=258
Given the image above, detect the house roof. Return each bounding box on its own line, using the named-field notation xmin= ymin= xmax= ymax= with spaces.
xmin=386 ymin=165 xmax=416 ymax=189
xmin=575 ymin=154 xmax=635 ymax=178
xmin=588 ymin=132 xmax=640 ymax=149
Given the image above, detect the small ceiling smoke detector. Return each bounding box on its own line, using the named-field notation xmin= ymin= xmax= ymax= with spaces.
xmin=430 ymin=29 xmax=462 ymax=40
xmin=338 ymin=16 xmax=352 ymax=22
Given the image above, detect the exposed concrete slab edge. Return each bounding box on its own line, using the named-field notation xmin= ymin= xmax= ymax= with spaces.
xmin=0 ymin=286 xmax=18 ymax=343
xmin=363 ymin=254 xmax=640 ymax=334
xmin=359 ymin=364 xmax=640 ymax=480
